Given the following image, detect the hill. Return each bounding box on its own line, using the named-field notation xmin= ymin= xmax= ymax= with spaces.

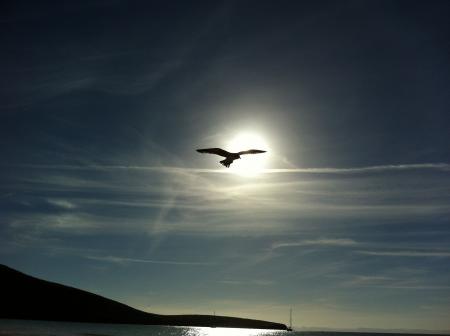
xmin=0 ymin=264 xmax=287 ymax=330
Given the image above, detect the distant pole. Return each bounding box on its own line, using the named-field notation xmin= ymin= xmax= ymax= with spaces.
xmin=289 ymin=308 xmax=292 ymax=330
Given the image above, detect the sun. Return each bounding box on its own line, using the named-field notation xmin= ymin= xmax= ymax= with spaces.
xmin=226 ymin=132 xmax=269 ymax=176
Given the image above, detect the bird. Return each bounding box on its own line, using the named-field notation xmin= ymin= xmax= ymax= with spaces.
xmin=196 ymin=148 xmax=266 ymax=167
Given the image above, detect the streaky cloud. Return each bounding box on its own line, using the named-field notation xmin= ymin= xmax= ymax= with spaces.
xmin=219 ymin=279 xmax=274 ymax=286
xmin=272 ymin=238 xmax=359 ymax=249
xmin=263 ymin=163 xmax=450 ymax=174
xmin=86 ymin=255 xmax=216 ymax=266
xmin=2 ymin=162 xmax=449 ymax=174
xmin=357 ymin=250 xmax=450 ymax=257
xmin=375 ymin=285 xmax=450 ymax=290
xmin=343 ymin=275 xmax=395 ymax=287
xmin=342 ymin=275 xmax=450 ymax=290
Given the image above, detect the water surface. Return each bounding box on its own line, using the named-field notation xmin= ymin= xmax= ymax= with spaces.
xmin=0 ymin=320 xmax=287 ymax=336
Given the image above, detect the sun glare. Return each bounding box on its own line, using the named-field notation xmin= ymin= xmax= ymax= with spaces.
xmin=185 ymin=326 xmax=274 ymax=336
xmin=226 ymin=132 xmax=269 ymax=176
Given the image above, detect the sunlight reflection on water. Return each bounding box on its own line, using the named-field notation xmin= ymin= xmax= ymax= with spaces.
xmin=181 ymin=326 xmax=285 ymax=336
xmin=0 ymin=320 xmax=289 ymax=336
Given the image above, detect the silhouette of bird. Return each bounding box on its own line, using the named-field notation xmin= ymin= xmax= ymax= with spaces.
xmin=196 ymin=148 xmax=266 ymax=167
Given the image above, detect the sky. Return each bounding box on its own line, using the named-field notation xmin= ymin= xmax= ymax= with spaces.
xmin=1 ymin=0 xmax=450 ymax=332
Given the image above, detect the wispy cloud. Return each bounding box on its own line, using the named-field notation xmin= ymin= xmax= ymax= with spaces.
xmin=261 ymin=163 xmax=450 ymax=174
xmin=343 ymin=275 xmax=450 ymax=290
xmin=46 ymin=198 xmax=77 ymax=209
xmin=357 ymin=250 xmax=450 ymax=257
xmin=3 ymin=158 xmax=449 ymax=239
xmin=86 ymin=255 xmax=215 ymax=266
xmin=2 ymin=162 xmax=450 ymax=174
xmin=344 ymin=275 xmax=395 ymax=286
xmin=219 ymin=279 xmax=274 ymax=286
xmin=379 ymin=285 xmax=450 ymax=290
xmin=272 ymin=238 xmax=358 ymax=249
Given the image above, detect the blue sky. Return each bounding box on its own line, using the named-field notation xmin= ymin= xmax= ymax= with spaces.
xmin=1 ymin=0 xmax=449 ymax=331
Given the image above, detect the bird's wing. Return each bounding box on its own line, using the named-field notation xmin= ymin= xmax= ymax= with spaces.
xmin=196 ymin=148 xmax=231 ymax=157
xmin=238 ymin=149 xmax=267 ymax=155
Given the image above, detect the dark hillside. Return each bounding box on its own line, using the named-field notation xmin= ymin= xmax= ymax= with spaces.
xmin=0 ymin=264 xmax=287 ymax=330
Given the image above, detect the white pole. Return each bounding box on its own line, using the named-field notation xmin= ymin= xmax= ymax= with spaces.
xmin=289 ymin=308 xmax=292 ymax=329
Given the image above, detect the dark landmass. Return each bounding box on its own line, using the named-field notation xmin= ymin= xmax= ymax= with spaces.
xmin=0 ymin=264 xmax=287 ymax=330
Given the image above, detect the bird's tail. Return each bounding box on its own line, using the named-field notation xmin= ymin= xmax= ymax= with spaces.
xmin=220 ymin=158 xmax=233 ymax=168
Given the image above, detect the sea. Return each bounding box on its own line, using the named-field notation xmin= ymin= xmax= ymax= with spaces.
xmin=0 ymin=320 xmax=282 ymax=336
xmin=0 ymin=320 xmax=446 ymax=336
